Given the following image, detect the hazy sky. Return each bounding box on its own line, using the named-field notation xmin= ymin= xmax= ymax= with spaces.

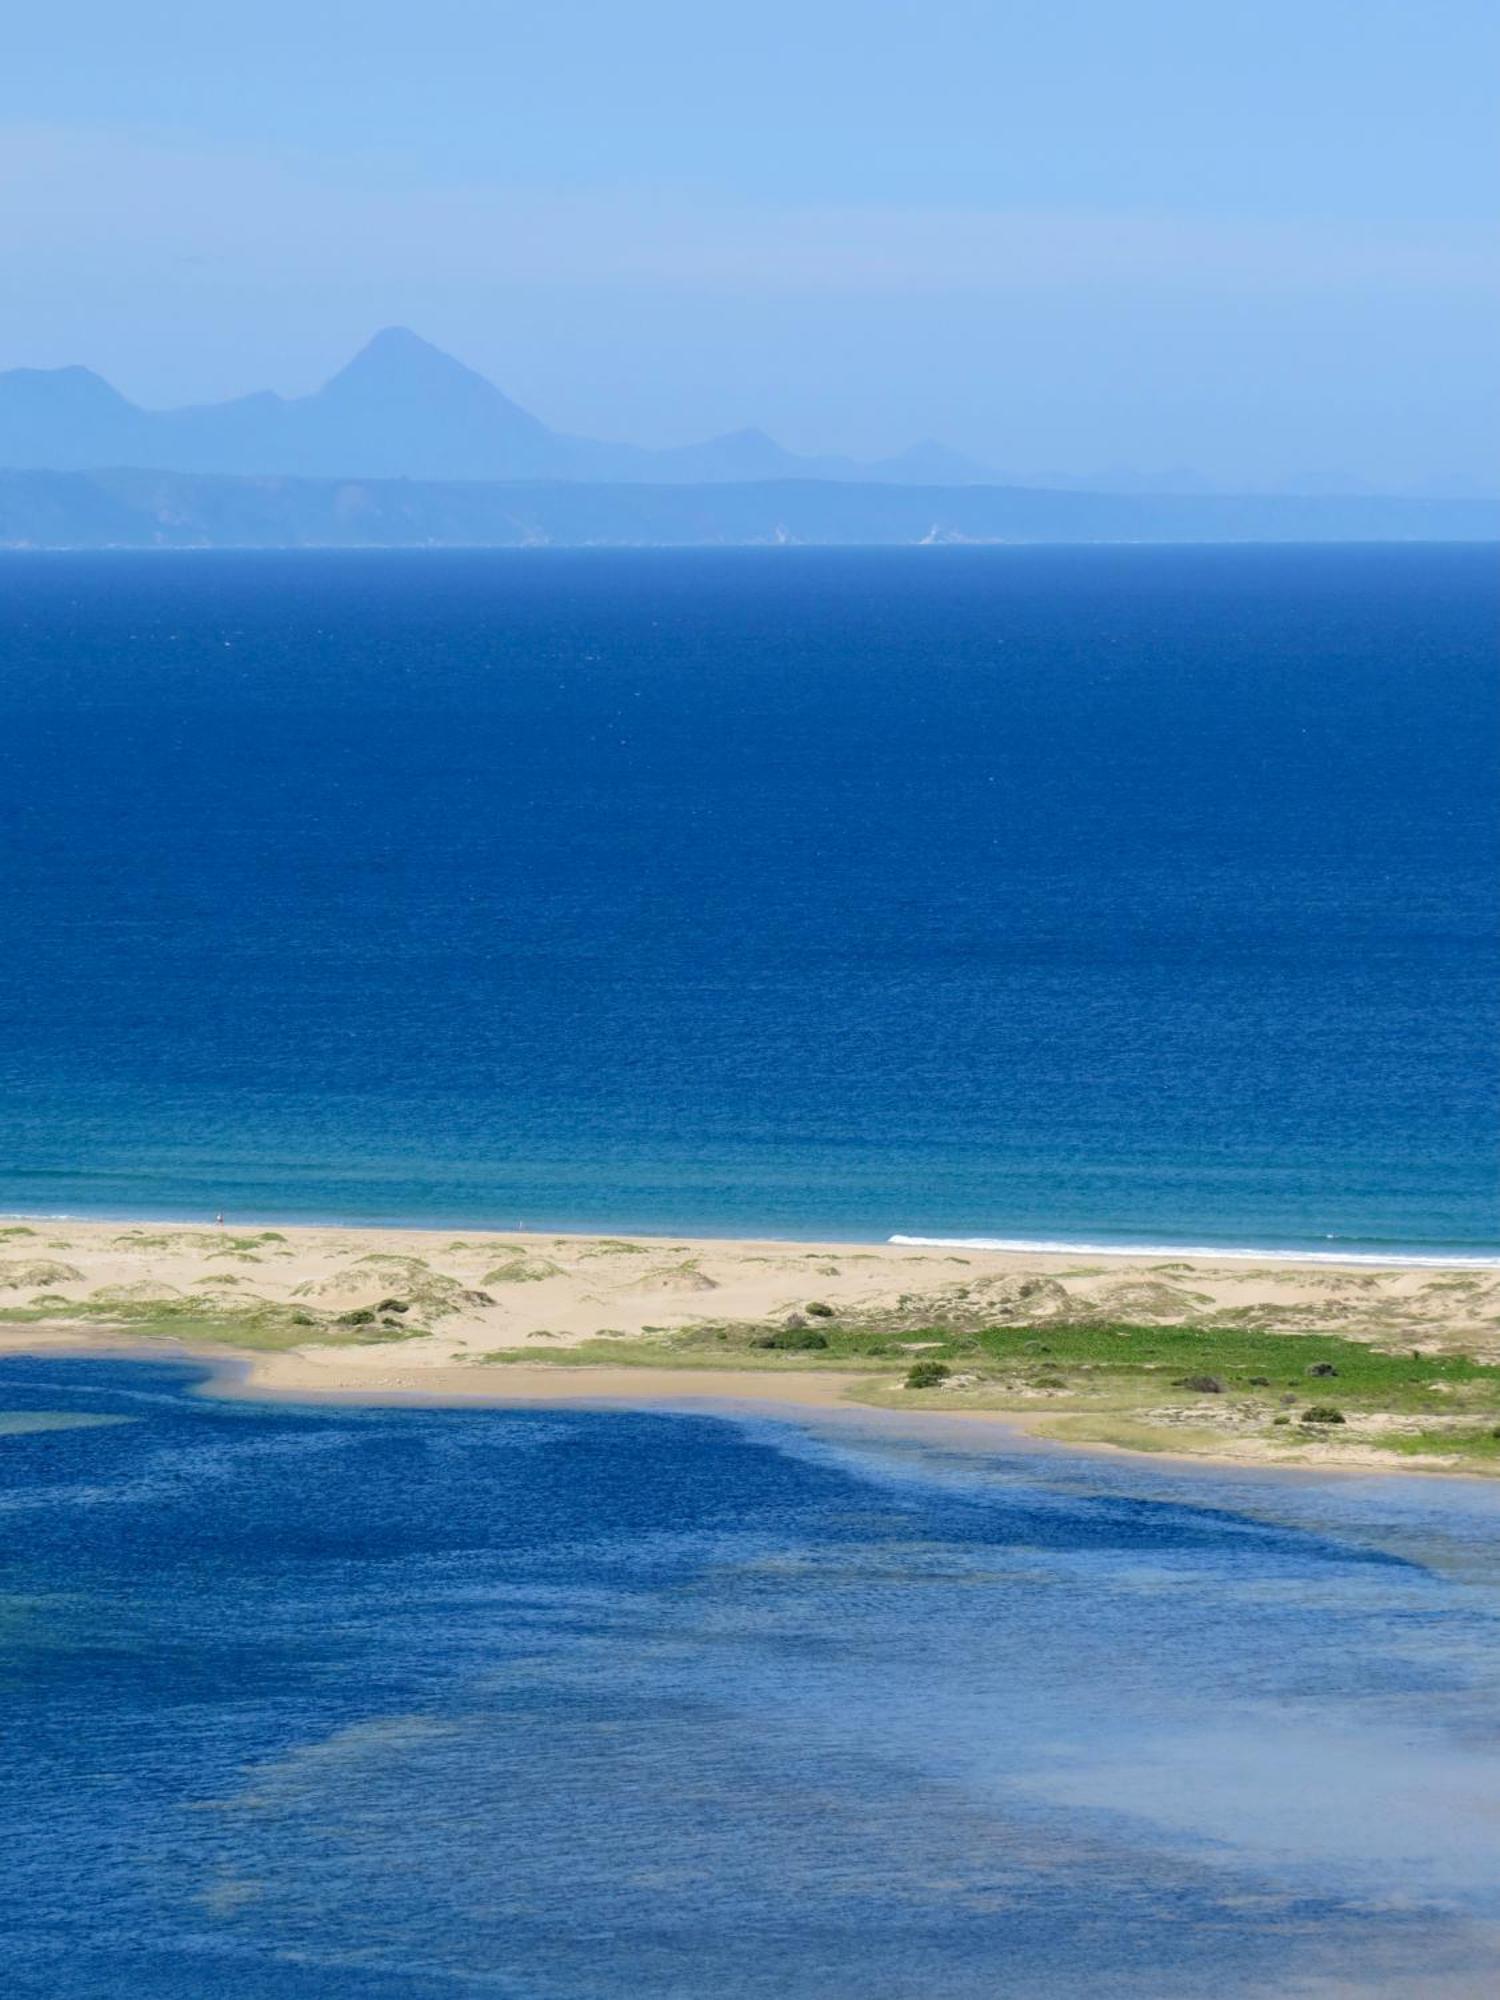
xmin=3 ymin=1 xmax=1496 ymax=490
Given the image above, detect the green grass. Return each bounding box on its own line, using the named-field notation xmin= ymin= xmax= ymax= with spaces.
xmin=0 ymin=1295 xmax=429 ymax=1352
xmin=466 ymin=1316 xmax=1500 ymax=1472
xmin=11 ymin=1288 xmax=1500 ymax=1471
xmin=959 ymin=1322 xmax=1500 ymax=1409
xmin=1385 ymin=1425 xmax=1500 ymax=1465
xmin=466 ymin=1316 xmax=1500 ymax=1401
xmin=663 ymin=1316 xmax=1497 ymax=1401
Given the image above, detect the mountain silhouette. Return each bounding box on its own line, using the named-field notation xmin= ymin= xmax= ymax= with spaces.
xmin=0 ymin=328 xmax=998 ymax=486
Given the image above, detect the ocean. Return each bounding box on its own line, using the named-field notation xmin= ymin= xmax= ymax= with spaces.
xmin=4 ymin=1356 xmax=1500 ymax=1997
xmin=0 ymin=544 xmax=1495 ymax=1253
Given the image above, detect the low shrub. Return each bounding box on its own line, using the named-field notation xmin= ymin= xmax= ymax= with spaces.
xmin=751 ymin=1326 xmax=830 ymax=1352
xmin=905 ymin=1360 xmax=951 ymax=1390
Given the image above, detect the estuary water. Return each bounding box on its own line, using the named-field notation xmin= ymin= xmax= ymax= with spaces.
xmin=3 ymin=1356 xmax=1500 ymax=1996
xmin=0 ymin=545 xmax=1495 ymax=1254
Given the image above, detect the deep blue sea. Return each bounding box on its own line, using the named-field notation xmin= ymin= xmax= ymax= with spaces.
xmin=4 ymin=1357 xmax=1500 ymax=1997
xmin=0 ymin=545 xmax=1495 ymax=1252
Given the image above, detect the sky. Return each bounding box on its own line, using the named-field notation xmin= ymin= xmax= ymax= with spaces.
xmin=2 ymin=0 xmax=1497 ymax=491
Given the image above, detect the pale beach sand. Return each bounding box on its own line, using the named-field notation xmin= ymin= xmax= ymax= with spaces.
xmin=2 ymin=1216 xmax=1495 ymax=1358
xmin=4 ymin=1217 xmax=1499 ymax=1473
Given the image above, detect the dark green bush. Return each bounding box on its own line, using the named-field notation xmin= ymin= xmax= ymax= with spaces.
xmin=1301 ymin=1405 xmax=1346 ymax=1425
xmin=905 ymin=1360 xmax=951 ymax=1390
xmin=751 ymin=1326 xmax=830 ymax=1351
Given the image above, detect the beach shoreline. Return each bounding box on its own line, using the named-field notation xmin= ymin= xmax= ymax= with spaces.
xmin=6 ymin=1209 xmax=1496 ymax=1269
xmin=3 ymin=1331 xmax=1480 ymax=1486
xmin=5 ymin=1215 xmax=1500 ymax=1477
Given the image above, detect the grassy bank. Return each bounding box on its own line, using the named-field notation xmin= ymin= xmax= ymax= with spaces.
xmin=8 ymin=1255 xmax=1500 ymax=1471
xmin=474 ymin=1316 xmax=1500 ymax=1469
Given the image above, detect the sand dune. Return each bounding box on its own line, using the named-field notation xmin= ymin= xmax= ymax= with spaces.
xmin=2 ymin=1217 xmax=1495 ymax=1381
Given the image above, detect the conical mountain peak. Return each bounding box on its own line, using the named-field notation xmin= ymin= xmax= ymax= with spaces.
xmin=321 ymin=327 xmax=505 ymax=402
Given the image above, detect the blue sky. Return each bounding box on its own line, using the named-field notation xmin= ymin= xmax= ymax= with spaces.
xmin=3 ymin=0 xmax=1496 ymax=489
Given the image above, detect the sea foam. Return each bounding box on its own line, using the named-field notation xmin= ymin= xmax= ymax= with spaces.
xmin=888 ymin=1235 xmax=1500 ymax=1269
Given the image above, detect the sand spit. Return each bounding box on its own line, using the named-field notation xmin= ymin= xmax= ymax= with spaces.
xmin=3 ymin=1218 xmax=1500 ymax=1475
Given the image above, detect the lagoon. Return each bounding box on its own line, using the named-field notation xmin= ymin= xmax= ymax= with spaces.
xmin=3 ymin=1355 xmax=1500 ymax=1996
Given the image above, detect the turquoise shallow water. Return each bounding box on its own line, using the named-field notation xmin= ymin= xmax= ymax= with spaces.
xmin=0 ymin=544 xmax=1496 ymax=1253
xmin=3 ymin=1356 xmax=1500 ymax=1996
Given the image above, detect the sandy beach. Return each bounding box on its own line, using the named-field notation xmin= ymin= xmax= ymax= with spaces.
xmin=4 ymin=1216 xmax=1496 ymax=1354
xmin=4 ymin=1216 xmax=1499 ymax=1473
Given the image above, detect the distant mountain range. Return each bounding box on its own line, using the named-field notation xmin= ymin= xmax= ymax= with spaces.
xmin=1 ymin=328 xmax=1495 ymax=548
xmin=3 ymin=465 xmax=1495 ymax=550
xmin=0 ymin=326 xmax=998 ymax=487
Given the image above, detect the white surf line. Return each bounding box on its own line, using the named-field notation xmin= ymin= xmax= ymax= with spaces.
xmin=888 ymin=1235 xmax=1500 ymax=1269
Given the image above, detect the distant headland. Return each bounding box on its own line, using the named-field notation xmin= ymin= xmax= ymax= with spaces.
xmin=0 ymin=464 xmax=1494 ymax=549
